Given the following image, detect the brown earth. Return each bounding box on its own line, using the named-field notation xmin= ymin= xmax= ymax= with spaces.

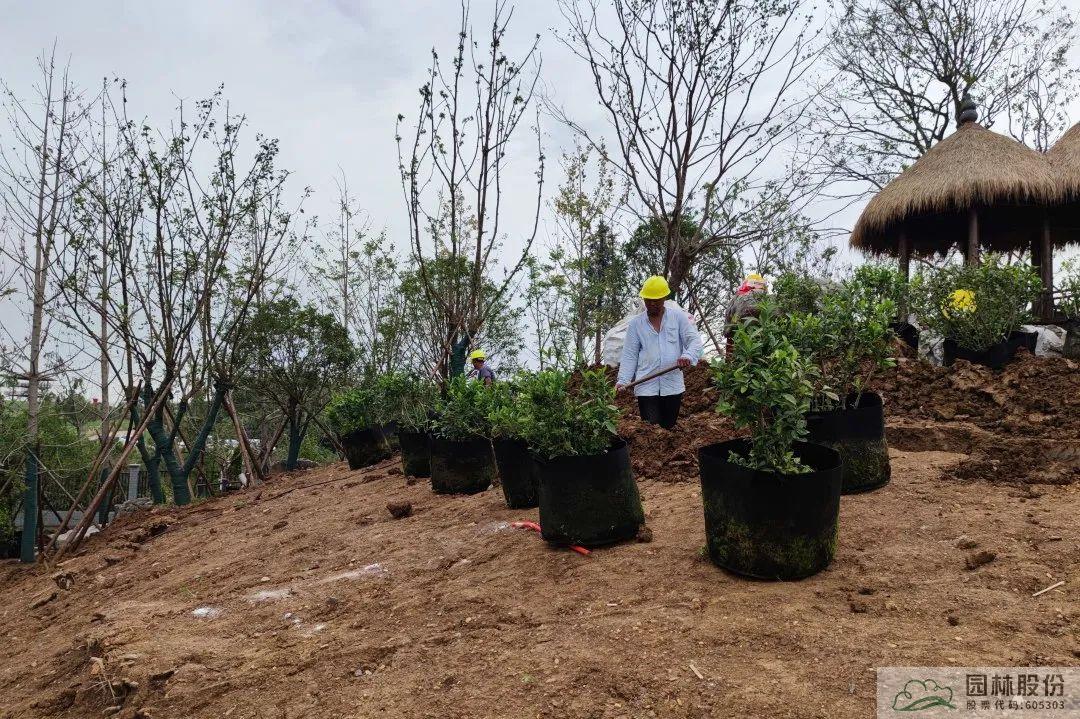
xmin=0 ymin=354 xmax=1077 ymax=718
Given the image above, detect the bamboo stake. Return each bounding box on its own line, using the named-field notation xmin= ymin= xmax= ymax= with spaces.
xmin=44 ymin=384 xmax=142 ymax=554
xmin=223 ymin=392 xmax=263 ymax=486
xmin=55 ymin=379 xmax=174 ymax=559
xmin=258 ymin=417 xmax=287 ymax=474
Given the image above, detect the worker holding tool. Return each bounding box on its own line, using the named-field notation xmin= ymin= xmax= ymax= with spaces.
xmin=724 ymin=273 xmax=768 ymax=356
xmin=615 ymin=276 xmax=703 ymax=429
xmin=466 ymin=349 xmax=495 ymax=385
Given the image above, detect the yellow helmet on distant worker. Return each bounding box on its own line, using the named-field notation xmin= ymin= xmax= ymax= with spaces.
xmin=469 ymin=349 xmax=486 ymax=361
xmin=745 ymin=273 xmax=765 ymax=284
xmin=639 ymin=275 xmax=671 ymax=300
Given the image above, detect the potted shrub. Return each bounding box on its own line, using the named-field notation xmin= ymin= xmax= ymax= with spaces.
xmin=325 ymin=385 xmax=395 ymax=470
xmin=378 ymin=373 xmax=438 ymax=478
xmin=1060 ymin=260 xmax=1080 ymax=360
xmin=780 ymin=277 xmax=897 ymax=494
xmin=522 ymin=368 xmax=644 ymax=548
xmin=700 ymin=307 xmax=842 ymax=580
xmin=486 ymin=381 xmax=538 ymax=509
xmin=851 ymin=263 xmax=917 ymax=349
xmin=429 ymin=376 xmax=496 ymax=494
xmin=912 ymin=255 xmax=1042 ymax=369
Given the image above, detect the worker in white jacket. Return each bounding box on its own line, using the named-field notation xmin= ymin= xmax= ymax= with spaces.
xmin=615 ymin=276 xmax=703 ymax=429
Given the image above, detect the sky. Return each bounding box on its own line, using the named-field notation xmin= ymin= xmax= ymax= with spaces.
xmin=1 ymin=0 xmax=1079 ymax=371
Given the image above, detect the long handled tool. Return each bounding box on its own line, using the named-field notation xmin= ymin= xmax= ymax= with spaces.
xmin=621 ymin=363 xmax=681 ymax=391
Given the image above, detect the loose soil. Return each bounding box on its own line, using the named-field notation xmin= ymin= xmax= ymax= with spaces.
xmin=0 ymin=353 xmax=1076 ymax=718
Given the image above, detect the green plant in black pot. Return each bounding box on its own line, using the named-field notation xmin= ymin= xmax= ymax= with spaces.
xmin=377 ymin=372 xmax=438 ymax=478
xmin=912 ymin=255 xmax=1041 ymax=368
xmin=1059 ymin=260 xmax=1080 ymax=360
xmin=700 ymin=306 xmax=842 ymax=580
xmin=485 ymin=380 xmax=537 ymax=509
xmin=786 ymin=277 xmax=896 ymax=493
xmin=428 ymin=376 xmax=496 ymax=494
xmin=325 ymin=385 xmax=395 ymax=470
xmin=520 ymin=368 xmax=644 ymax=548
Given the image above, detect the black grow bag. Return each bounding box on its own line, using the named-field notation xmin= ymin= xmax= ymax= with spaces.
xmin=1064 ymin=321 xmax=1080 ymax=360
xmin=698 ymin=439 xmax=841 ymax=581
xmin=889 ymin=321 xmax=919 ymax=350
xmin=943 ymin=330 xmax=1034 ymax=370
xmin=398 ymin=429 xmax=432 ymax=478
xmin=493 ymin=438 xmax=538 ymax=509
xmin=341 ymin=426 xmax=395 ymax=470
xmin=533 ymin=438 xmax=644 ymax=548
xmin=805 ymin=392 xmax=890 ymax=494
xmin=429 ymin=436 xmax=495 ymax=495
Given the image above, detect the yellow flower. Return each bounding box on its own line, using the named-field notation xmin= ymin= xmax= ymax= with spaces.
xmin=942 ymin=288 xmax=976 ymax=318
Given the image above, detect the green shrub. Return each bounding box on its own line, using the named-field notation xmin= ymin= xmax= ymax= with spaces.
xmin=325 ymin=386 xmax=378 ymax=436
xmin=911 ymin=255 xmax=1042 ymax=351
xmin=711 ymin=306 xmax=817 ymax=474
xmin=519 ymin=368 xmax=620 ymax=460
xmin=781 ymin=275 xmax=897 ymax=411
xmin=771 ymin=272 xmax=828 ymax=314
xmin=376 ymin=372 xmax=438 ymax=432
xmin=432 ymin=375 xmax=492 ymax=441
xmin=486 ymin=381 xmax=529 ymax=440
xmin=850 ymin=262 xmax=908 ymax=314
xmin=1059 ymin=259 xmax=1080 ymax=320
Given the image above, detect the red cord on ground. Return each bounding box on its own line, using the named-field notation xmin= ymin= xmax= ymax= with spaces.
xmin=511 ymin=521 xmax=591 ymax=556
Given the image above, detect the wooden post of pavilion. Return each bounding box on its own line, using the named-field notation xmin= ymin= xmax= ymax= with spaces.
xmin=966 ymin=207 xmax=980 ymax=266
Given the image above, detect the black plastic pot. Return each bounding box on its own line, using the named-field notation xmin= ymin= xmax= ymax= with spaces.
xmin=698 ymin=439 xmax=841 ymax=581
xmin=429 ymin=436 xmax=495 ymax=495
xmin=1064 ymin=321 xmax=1080 ymax=360
xmin=805 ymin=392 xmax=890 ymax=494
xmin=493 ymin=438 xmax=538 ymax=509
xmin=341 ymin=426 xmax=395 ymax=470
xmin=533 ymin=439 xmax=644 ymax=548
xmin=398 ymin=429 xmax=432 ymax=478
xmin=889 ymin=321 xmax=919 ymax=350
xmin=943 ymin=330 xmax=1033 ymax=370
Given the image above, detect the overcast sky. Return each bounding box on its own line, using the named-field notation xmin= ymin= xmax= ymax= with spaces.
xmin=1 ymin=0 xmax=1079 ymax=366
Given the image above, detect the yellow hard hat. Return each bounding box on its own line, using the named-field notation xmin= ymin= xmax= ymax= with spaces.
xmin=469 ymin=349 xmax=486 ymax=361
xmin=746 ymin=273 xmax=765 ymax=283
xmin=639 ymin=275 xmax=671 ymax=300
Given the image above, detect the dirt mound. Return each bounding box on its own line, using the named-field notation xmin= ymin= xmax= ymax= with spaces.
xmin=1 ymin=451 xmax=1076 ymax=719
xmin=873 ymin=352 xmax=1080 ymax=440
xmin=611 ymin=363 xmax=737 ymax=483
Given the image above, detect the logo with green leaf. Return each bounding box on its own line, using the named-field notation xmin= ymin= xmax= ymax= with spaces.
xmin=891 ymin=679 xmax=956 ymax=711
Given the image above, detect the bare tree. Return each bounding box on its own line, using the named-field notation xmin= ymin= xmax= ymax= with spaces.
xmin=396 ymin=0 xmax=544 ymax=378
xmin=808 ymin=0 xmax=1076 ymax=197
xmin=0 ymin=48 xmax=88 ymax=561
xmin=553 ymin=0 xmax=822 ymax=295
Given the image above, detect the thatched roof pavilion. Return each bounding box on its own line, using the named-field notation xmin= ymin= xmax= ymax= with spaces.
xmin=1048 ymin=122 xmax=1080 ymax=235
xmin=850 ymin=96 xmax=1058 ymax=273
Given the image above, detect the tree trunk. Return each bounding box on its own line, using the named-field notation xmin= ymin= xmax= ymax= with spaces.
xmin=19 ymin=452 xmax=39 ymax=563
xmin=285 ymin=409 xmax=304 ymax=470
xmin=143 ymin=378 xmax=226 ymax=506
xmin=965 ymin=208 xmax=980 ymax=266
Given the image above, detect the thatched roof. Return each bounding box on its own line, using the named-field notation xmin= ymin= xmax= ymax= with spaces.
xmin=850 ymin=121 xmax=1059 ymax=255
xmin=1048 ymin=122 xmax=1080 ymax=197
xmin=1047 ymin=122 xmax=1080 ymax=241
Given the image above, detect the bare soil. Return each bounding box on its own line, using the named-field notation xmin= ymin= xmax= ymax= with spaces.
xmin=0 ymin=355 xmax=1077 ymax=719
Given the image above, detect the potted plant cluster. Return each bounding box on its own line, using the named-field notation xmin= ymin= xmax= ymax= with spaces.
xmin=911 ymin=255 xmax=1042 ymax=369
xmin=325 ymin=384 xmax=396 ymax=470
xmin=485 ymin=381 xmax=538 ymax=509
xmin=521 ymin=368 xmax=644 ymax=548
xmin=776 ymin=276 xmax=897 ymax=494
xmin=429 ymin=375 xmax=497 ymax=494
xmin=700 ymin=306 xmax=842 ymax=580
xmin=378 ymin=372 xmax=438 ymax=478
